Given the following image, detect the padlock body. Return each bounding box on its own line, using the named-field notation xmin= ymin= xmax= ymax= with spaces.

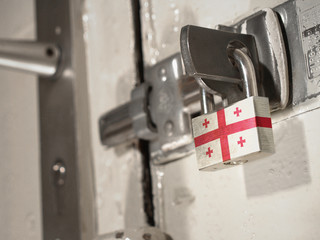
xmin=192 ymin=96 xmax=274 ymax=171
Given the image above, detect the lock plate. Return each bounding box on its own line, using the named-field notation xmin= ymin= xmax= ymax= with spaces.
xmin=181 ymin=25 xmax=261 ymax=107
xmin=192 ymin=96 xmax=274 ymax=171
xmin=181 ymin=8 xmax=289 ymax=111
xmin=218 ymin=8 xmax=289 ymax=111
xmin=181 ymin=25 xmax=260 ymax=84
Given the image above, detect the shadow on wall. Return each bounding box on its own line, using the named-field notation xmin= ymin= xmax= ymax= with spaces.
xmin=243 ymin=117 xmax=311 ymax=197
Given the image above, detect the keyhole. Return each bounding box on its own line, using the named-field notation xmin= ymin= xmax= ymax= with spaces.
xmin=46 ymin=47 xmax=55 ymax=58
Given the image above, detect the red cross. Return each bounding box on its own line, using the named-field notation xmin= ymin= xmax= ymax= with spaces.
xmin=202 ymin=118 xmax=210 ymax=128
xmin=206 ymin=147 xmax=213 ymax=158
xmin=234 ymin=107 xmax=242 ymax=117
xmin=237 ymin=137 xmax=246 ymax=147
xmin=194 ymin=110 xmax=272 ymax=162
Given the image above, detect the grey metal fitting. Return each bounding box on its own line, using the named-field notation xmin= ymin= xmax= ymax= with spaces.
xmin=130 ymin=83 xmax=157 ymax=141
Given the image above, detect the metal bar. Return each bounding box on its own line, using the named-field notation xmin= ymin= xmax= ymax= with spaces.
xmin=36 ymin=0 xmax=95 ymax=239
xmin=100 ymin=75 xmax=202 ymax=148
xmin=0 ymin=40 xmax=60 ymax=77
xmin=99 ymin=102 xmax=135 ymax=147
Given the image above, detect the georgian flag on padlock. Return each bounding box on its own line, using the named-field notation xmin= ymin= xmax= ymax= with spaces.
xmin=192 ymin=96 xmax=274 ymax=171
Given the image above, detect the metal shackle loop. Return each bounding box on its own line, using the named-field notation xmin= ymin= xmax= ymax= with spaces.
xmin=227 ymin=44 xmax=258 ymax=98
xmin=200 ymin=87 xmax=214 ymax=115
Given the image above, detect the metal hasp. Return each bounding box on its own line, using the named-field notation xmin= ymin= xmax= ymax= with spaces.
xmin=99 ymin=53 xmax=200 ymax=164
xmin=181 ymin=25 xmax=261 ymax=109
xmin=147 ymin=54 xmax=197 ymax=163
xmin=274 ymin=0 xmax=320 ymax=106
xmin=221 ymin=8 xmax=289 ymax=111
xmin=37 ymin=0 xmax=94 ymax=239
xmin=181 ymin=8 xmax=289 ymax=112
xmin=0 ymin=40 xmax=60 ymax=77
xmin=100 ymin=8 xmax=290 ymax=165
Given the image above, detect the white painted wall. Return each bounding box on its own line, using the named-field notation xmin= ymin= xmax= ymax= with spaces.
xmin=140 ymin=0 xmax=320 ymax=239
xmin=83 ymin=0 xmax=146 ymax=236
xmin=0 ymin=0 xmax=42 ymax=239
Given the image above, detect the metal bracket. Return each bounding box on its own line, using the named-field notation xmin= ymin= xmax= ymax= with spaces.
xmin=218 ymin=8 xmax=289 ymax=111
xmin=146 ymin=54 xmax=196 ymax=164
xmin=180 ymin=25 xmax=260 ymax=109
xmin=180 ymin=8 xmax=289 ymax=112
xmin=99 ymin=53 xmax=199 ymax=164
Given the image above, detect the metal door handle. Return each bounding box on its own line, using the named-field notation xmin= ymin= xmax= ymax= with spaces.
xmin=0 ymin=40 xmax=60 ymax=77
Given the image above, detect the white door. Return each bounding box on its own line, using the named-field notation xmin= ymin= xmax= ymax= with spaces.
xmin=138 ymin=0 xmax=320 ymax=239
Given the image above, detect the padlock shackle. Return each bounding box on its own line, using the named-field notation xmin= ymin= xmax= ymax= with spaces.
xmin=200 ymin=88 xmax=214 ymax=114
xmin=228 ymin=47 xmax=258 ymax=98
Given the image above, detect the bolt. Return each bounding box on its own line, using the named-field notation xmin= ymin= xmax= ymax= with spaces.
xmin=164 ymin=120 xmax=174 ymax=136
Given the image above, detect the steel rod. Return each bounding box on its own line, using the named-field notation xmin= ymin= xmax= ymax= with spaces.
xmin=0 ymin=40 xmax=60 ymax=77
xmin=99 ymin=102 xmax=135 ymax=147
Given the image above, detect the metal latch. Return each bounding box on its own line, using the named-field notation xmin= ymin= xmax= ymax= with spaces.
xmin=99 ymin=8 xmax=289 ymax=164
xmin=180 ymin=8 xmax=289 ymax=112
xmin=99 ymin=53 xmax=199 ymax=164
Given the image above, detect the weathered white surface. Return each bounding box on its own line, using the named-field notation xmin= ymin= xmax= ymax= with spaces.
xmin=83 ymin=0 xmax=146 ymax=235
xmin=141 ymin=0 xmax=320 ymax=239
xmin=152 ymin=108 xmax=320 ymax=239
xmin=0 ymin=1 xmax=42 ymax=239
xmin=140 ymin=0 xmax=288 ymax=66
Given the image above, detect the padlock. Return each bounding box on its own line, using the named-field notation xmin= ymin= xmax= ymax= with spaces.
xmin=192 ymin=44 xmax=275 ymax=171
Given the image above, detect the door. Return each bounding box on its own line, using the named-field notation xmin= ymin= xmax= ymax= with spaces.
xmin=137 ymin=0 xmax=320 ymax=239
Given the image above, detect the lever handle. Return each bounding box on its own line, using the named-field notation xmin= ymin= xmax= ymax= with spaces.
xmin=0 ymin=40 xmax=60 ymax=77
